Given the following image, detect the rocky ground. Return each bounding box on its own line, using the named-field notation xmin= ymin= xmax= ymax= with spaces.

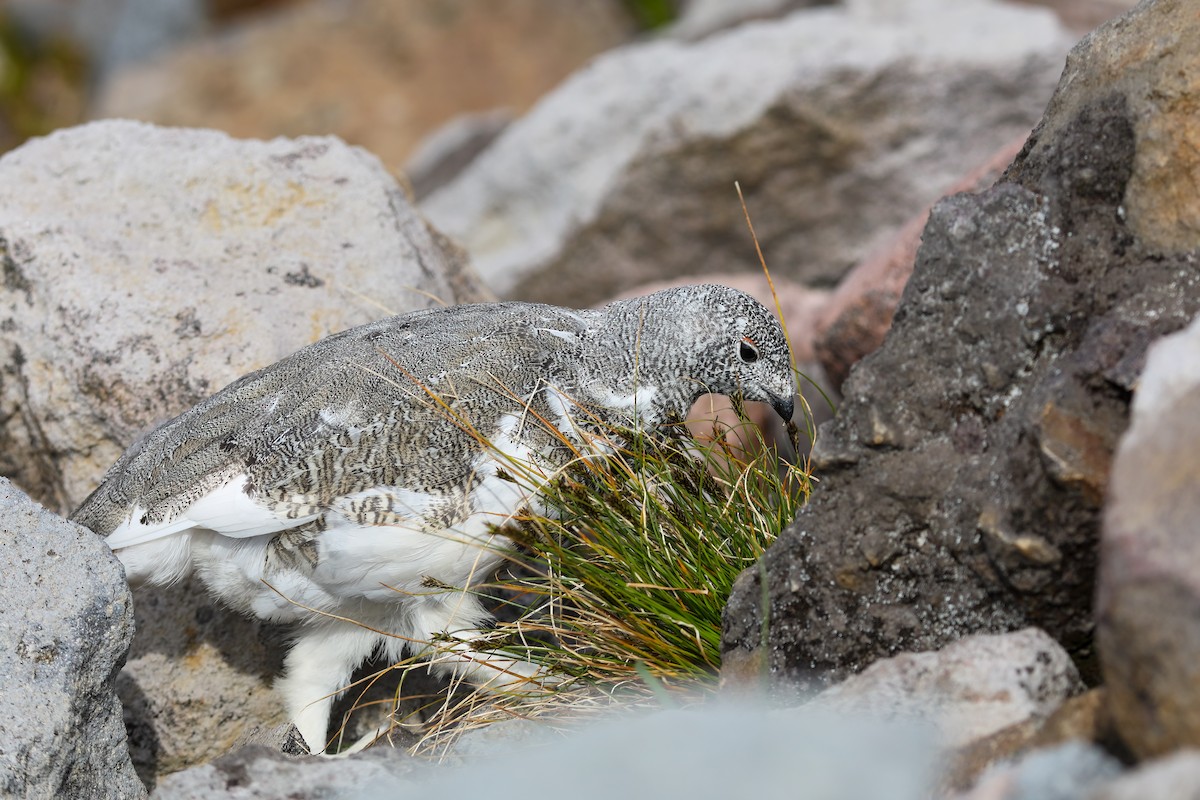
xmin=7 ymin=0 xmax=1200 ymax=798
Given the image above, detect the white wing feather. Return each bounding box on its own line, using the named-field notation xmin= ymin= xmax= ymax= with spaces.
xmin=105 ymin=474 xmax=318 ymax=549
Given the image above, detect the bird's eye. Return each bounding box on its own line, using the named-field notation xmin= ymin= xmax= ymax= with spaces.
xmin=739 ymin=339 xmax=759 ymax=363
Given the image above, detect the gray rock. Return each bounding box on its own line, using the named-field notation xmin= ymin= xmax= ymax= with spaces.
xmin=422 ymin=0 xmax=1070 ymax=306
xmin=1098 ymin=314 xmax=1200 ymax=759
xmin=150 ymin=745 xmax=420 ymax=800
xmin=0 ymin=119 xmax=489 ymax=785
xmin=721 ymin=0 xmax=1200 ymax=690
xmin=1089 ymin=750 xmax=1200 ymax=800
xmin=0 ymin=477 xmax=144 ymax=799
xmin=811 ymin=629 xmax=1082 ymax=748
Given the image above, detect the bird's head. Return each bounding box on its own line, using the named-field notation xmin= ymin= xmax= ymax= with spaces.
xmin=599 ymin=284 xmax=797 ymax=424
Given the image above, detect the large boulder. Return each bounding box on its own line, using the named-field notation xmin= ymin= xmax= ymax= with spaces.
xmin=421 ymin=0 xmax=1071 ymax=306
xmin=0 ymin=119 xmax=490 ymax=784
xmin=0 ymin=478 xmax=144 ymax=799
xmin=722 ymin=0 xmax=1200 ymax=689
xmin=1098 ymin=315 xmax=1200 ymax=759
xmin=0 ymin=119 xmax=487 ymax=515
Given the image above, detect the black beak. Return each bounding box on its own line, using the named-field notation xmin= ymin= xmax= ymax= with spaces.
xmin=771 ymin=393 xmax=795 ymax=423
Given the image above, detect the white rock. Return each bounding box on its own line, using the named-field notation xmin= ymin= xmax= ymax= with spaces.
xmin=1099 ymin=312 xmax=1200 ymax=759
xmin=422 ymin=0 xmax=1071 ymax=306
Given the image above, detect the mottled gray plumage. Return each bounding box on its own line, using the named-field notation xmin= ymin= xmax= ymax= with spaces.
xmin=73 ymin=283 xmax=796 ymax=753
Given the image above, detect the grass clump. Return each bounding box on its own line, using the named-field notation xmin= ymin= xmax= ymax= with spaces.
xmin=384 ymin=410 xmax=811 ymax=756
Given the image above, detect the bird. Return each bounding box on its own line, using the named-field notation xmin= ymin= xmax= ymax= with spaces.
xmin=71 ymin=283 xmax=797 ymax=754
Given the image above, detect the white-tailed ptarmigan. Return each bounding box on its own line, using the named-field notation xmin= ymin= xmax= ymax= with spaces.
xmin=72 ymin=284 xmax=796 ymax=753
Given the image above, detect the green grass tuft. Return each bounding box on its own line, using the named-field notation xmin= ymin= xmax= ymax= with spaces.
xmin=386 ymin=412 xmax=811 ymax=756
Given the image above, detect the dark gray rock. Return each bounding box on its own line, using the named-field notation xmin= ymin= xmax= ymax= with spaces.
xmin=722 ymin=0 xmax=1200 ymax=690
xmin=0 ymin=477 xmax=145 ymax=799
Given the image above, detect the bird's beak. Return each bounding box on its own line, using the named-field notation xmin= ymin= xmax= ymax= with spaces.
xmin=770 ymin=393 xmax=795 ymax=423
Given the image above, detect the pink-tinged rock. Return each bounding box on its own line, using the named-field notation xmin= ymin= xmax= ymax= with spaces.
xmin=1098 ymin=314 xmax=1200 ymax=759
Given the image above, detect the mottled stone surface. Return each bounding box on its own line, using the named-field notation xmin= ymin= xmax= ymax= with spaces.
xmin=0 ymin=478 xmax=144 ymax=799
xmin=723 ymin=0 xmax=1200 ymax=690
xmin=813 ymin=135 xmax=1026 ymax=391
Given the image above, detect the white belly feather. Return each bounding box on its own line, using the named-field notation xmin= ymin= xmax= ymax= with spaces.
xmin=108 ymin=412 xmax=552 ymax=625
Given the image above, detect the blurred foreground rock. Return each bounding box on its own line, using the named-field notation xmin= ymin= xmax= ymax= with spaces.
xmin=943 ymin=689 xmax=1115 ymax=794
xmin=0 ymin=119 xmax=490 ymax=785
xmin=153 ymin=629 xmax=1085 ymax=798
xmin=1099 ymin=314 xmax=1200 ymax=759
xmin=954 ymin=741 xmax=1123 ymax=800
xmin=0 ymin=478 xmax=144 ymax=799
xmin=155 ymin=704 xmax=939 ymax=800
xmin=422 ymin=0 xmax=1070 ymax=306
xmin=151 ymin=744 xmax=418 ymax=800
xmin=92 ymin=0 xmax=632 ymax=173
xmin=723 ymin=0 xmax=1200 ymax=688
xmin=1090 ymin=751 xmax=1200 ymax=800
